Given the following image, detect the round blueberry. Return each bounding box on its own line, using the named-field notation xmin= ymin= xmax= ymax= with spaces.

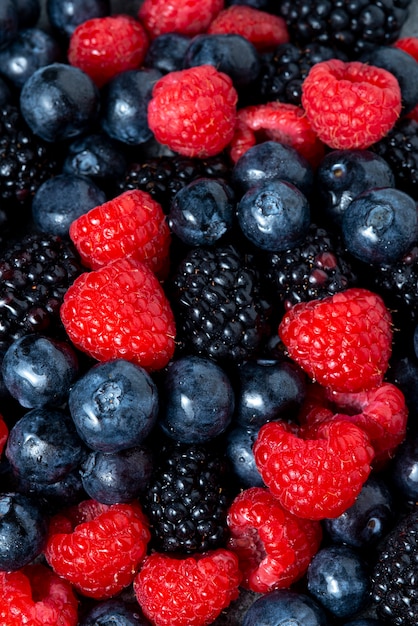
xmin=0 ymin=0 xmax=19 ymax=49
xmin=18 ymin=468 xmax=86 ymax=512
xmin=237 ymin=179 xmax=310 ymax=251
xmin=78 ymin=599 xmax=150 ymax=626
xmin=242 ymin=589 xmax=329 ymax=626
xmin=159 ymin=356 xmax=235 ymax=444
xmin=343 ymin=620 xmax=385 ymax=626
xmin=20 ymin=62 xmax=100 ymax=142
xmin=63 ymin=133 xmax=127 ymax=186
xmin=168 ymin=177 xmax=235 ymax=246
xmin=46 ymin=0 xmax=111 ymax=38
xmin=390 ymin=434 xmax=418 ymax=501
xmin=144 ymin=33 xmax=191 ymax=74
xmin=68 ymin=359 xmax=159 ymax=453
xmin=342 ymin=187 xmax=418 ymax=265
xmin=226 ymin=426 xmax=264 ymax=488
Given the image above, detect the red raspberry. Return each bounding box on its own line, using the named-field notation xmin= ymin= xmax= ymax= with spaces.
xmin=138 ymin=0 xmax=224 ymax=39
xmin=227 ymin=487 xmax=322 ymax=593
xmin=69 ymin=189 xmax=171 ymax=278
xmin=0 ymin=414 xmax=8 ymax=456
xmin=147 ymin=65 xmax=238 ymax=158
xmin=278 ymin=287 xmax=393 ymax=393
xmin=60 ymin=257 xmax=176 ymax=371
xmin=301 ymin=59 xmax=402 ymax=149
xmin=208 ymin=5 xmax=289 ymax=53
xmin=44 ymin=499 xmax=150 ymax=600
xmin=68 ymin=15 xmax=149 ymax=88
xmin=134 ymin=549 xmax=241 ymax=626
xmin=0 ymin=563 xmax=78 ymax=626
xmin=253 ymin=420 xmax=374 ymax=520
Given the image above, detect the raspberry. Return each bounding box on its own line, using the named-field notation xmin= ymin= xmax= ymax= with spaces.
xmin=227 ymin=487 xmax=322 ymax=593
xmin=0 ymin=563 xmax=78 ymax=626
xmin=69 ymin=189 xmax=171 ymax=278
xmin=253 ymin=419 xmax=374 ymax=520
xmin=68 ymin=15 xmax=149 ymax=88
xmin=44 ymin=499 xmax=150 ymax=600
xmin=138 ymin=0 xmax=224 ymax=39
xmin=147 ymin=65 xmax=238 ymax=158
xmin=278 ymin=287 xmax=393 ymax=393
xmin=301 ymin=59 xmax=402 ymax=150
xmin=0 ymin=414 xmax=8 ymax=456
xmin=207 ymin=5 xmax=289 ymax=53
xmin=60 ymin=257 xmax=176 ymax=372
xmin=134 ymin=549 xmax=241 ymax=626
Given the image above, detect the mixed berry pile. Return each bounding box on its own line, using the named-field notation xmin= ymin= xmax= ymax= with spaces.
xmin=2 ymin=0 xmax=418 ymax=624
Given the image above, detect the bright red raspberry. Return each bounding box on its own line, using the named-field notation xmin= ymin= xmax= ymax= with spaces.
xmin=0 ymin=414 xmax=8 ymax=456
xmin=134 ymin=549 xmax=241 ymax=626
xmin=254 ymin=420 xmax=374 ymax=520
xmin=0 ymin=563 xmax=78 ymax=626
xmin=60 ymin=257 xmax=176 ymax=371
xmin=278 ymin=288 xmax=393 ymax=393
xmin=68 ymin=15 xmax=149 ymax=88
xmin=147 ymin=65 xmax=238 ymax=158
xmin=301 ymin=59 xmax=402 ymax=149
xmin=69 ymin=189 xmax=171 ymax=278
xmin=227 ymin=487 xmax=322 ymax=593
xmin=208 ymin=5 xmax=289 ymax=53
xmin=45 ymin=499 xmax=150 ymax=600
xmin=138 ymin=0 xmax=224 ymax=39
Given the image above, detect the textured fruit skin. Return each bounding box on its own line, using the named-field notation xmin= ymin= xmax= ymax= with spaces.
xmin=227 ymin=487 xmax=322 ymax=592
xmin=253 ymin=420 xmax=374 ymax=520
xmin=69 ymin=189 xmax=171 ymax=278
xmin=133 ymin=549 xmax=241 ymax=626
xmin=279 ymin=288 xmax=393 ymax=393
xmin=301 ymin=59 xmax=402 ymax=150
xmin=0 ymin=563 xmax=78 ymax=626
xmin=138 ymin=0 xmax=223 ymax=39
xmin=45 ymin=499 xmax=150 ymax=600
xmin=60 ymin=257 xmax=176 ymax=372
xmin=147 ymin=65 xmax=237 ymax=158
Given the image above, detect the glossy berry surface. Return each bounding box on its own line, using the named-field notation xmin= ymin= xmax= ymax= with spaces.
xmin=242 ymin=589 xmax=328 ymax=626
xmin=226 ymin=426 xmax=264 ymax=487
xmin=144 ymin=33 xmax=190 ymax=74
xmin=78 ymin=599 xmax=149 ymax=625
xmin=46 ymin=0 xmax=111 ymax=38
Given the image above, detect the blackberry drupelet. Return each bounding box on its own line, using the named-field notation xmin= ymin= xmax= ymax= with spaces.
xmin=143 ymin=440 xmax=231 ymax=554
xmin=0 ymin=233 xmax=83 ymax=351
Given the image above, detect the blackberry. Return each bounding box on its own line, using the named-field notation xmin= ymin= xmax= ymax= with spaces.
xmin=143 ymin=440 xmax=231 ymax=554
xmin=277 ymin=0 xmax=412 ymax=59
xmin=0 ymin=233 xmax=83 ymax=351
xmin=168 ymin=244 xmax=272 ymax=363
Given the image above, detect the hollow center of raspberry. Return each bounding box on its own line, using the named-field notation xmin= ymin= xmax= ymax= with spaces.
xmin=94 ymin=382 xmax=123 ymax=413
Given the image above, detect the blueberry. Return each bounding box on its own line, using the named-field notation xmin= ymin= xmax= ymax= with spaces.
xmin=63 ymin=133 xmax=127 ymax=187
xmin=101 ymin=68 xmax=163 ymax=146
xmin=168 ymin=177 xmax=235 ymax=246
xmin=316 ymin=149 xmax=395 ymax=226
xmin=80 ymin=445 xmax=154 ymax=504
xmin=0 ymin=492 xmax=48 ymax=570
xmin=237 ymin=179 xmax=311 ymax=251
xmin=20 ymin=62 xmax=100 ymax=142
xmin=32 ymin=173 xmax=107 ymax=237
xmin=46 ymin=0 xmax=111 ymax=38
xmin=2 ymin=334 xmax=79 ymax=408
xmin=159 ymin=356 xmax=235 ymax=444
xmin=307 ymin=545 xmax=370 ymax=619
xmin=389 ymin=434 xmax=418 ymax=501
xmin=144 ymin=33 xmax=191 ymax=74
xmin=0 ymin=0 xmax=19 ymax=50
xmin=342 ymin=187 xmax=418 ymax=265
xmin=226 ymin=426 xmax=264 ymax=487
xmin=6 ymin=407 xmax=85 ymax=484
xmin=232 ymin=140 xmax=314 ymax=198
xmin=15 ymin=0 xmax=41 ymax=29
xmin=18 ymin=468 xmax=86 ymax=512
xmin=242 ymin=589 xmax=329 ymax=626
xmin=0 ymin=75 xmax=12 ymax=105
xmin=68 ymin=359 xmax=159 ymax=453
xmin=343 ymin=620 xmax=385 ymax=626
xmin=388 ymin=355 xmax=418 ymax=426
xmin=78 ymin=599 xmax=150 ymax=625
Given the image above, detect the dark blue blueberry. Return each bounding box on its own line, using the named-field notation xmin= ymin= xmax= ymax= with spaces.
xmin=5 ymin=407 xmax=85 ymax=484
xmin=0 ymin=75 xmax=12 ymax=105
xmin=307 ymin=545 xmax=370 ymax=619
xmin=316 ymin=150 xmax=395 ymax=226
xmin=101 ymin=68 xmax=162 ymax=146
xmin=388 ymin=354 xmax=418 ymax=428
xmin=342 ymin=620 xmax=385 ymax=625
xmin=226 ymin=425 xmax=264 ymax=487
xmin=324 ymin=475 xmax=394 ymax=548
xmin=0 ymin=27 xmax=62 ymax=90
xmin=159 ymin=356 xmax=235 ymax=444
xmin=18 ymin=468 xmax=86 ymax=512
xmin=144 ymin=33 xmax=191 ymax=74
xmin=389 ymin=434 xmax=418 ymax=501
xmin=168 ymin=177 xmax=235 ymax=246
xmin=0 ymin=492 xmax=48 ymax=570
xmin=20 ymin=62 xmax=100 ymax=142
xmin=184 ymin=34 xmax=260 ymax=89
xmin=231 ymin=140 xmax=313 ymax=198
xmin=63 ymin=132 xmax=127 ymax=187
xmin=242 ymin=589 xmax=329 ymax=626
xmin=0 ymin=0 xmax=19 ymax=50
xmin=229 ymin=0 xmax=270 ymax=7
xmin=32 ymin=173 xmax=107 ymax=237
xmin=46 ymin=0 xmax=111 ymax=38
xmin=237 ymin=179 xmax=310 ymax=251
xmin=15 ymin=0 xmax=41 ymax=29
xmin=78 ymin=599 xmax=150 ymax=625
xmin=2 ymin=334 xmax=79 ymax=409
xmin=68 ymin=359 xmax=159 ymax=453
xmin=414 ymin=324 xmax=418 ymax=361
xmin=342 ymin=187 xmax=418 ymax=265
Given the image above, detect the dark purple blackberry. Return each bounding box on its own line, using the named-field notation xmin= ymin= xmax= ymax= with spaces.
xmin=168 ymin=244 xmax=272 ymax=363
xmin=143 ymin=440 xmax=231 ymax=554
xmin=0 ymin=233 xmax=83 ymax=351
xmin=277 ymin=0 xmax=412 ymax=59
